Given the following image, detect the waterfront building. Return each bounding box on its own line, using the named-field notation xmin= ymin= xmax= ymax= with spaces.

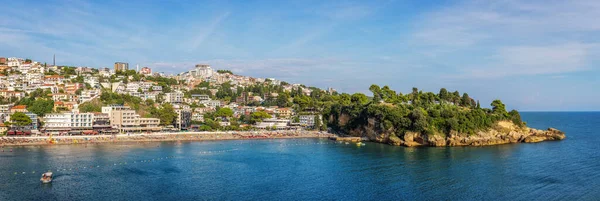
xmin=299 ymin=115 xmax=320 ymax=128
xmin=103 ymin=105 xmax=160 ymax=132
xmin=6 ymin=112 xmax=38 ymax=130
xmin=173 ymin=104 xmax=191 ymax=130
xmin=254 ymin=118 xmax=290 ymax=130
xmin=42 ymin=112 xmax=94 ymax=133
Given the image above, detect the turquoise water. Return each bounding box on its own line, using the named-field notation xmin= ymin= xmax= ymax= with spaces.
xmin=0 ymin=112 xmax=598 ymax=200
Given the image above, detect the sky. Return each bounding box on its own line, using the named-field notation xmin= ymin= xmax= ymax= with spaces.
xmin=0 ymin=0 xmax=599 ymax=111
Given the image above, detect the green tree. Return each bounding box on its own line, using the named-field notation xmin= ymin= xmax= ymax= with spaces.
xmin=158 ymin=103 xmax=177 ymax=126
xmin=28 ymin=99 xmax=54 ymax=116
xmin=439 ymin=88 xmax=449 ymax=103
xmin=369 ymin=84 xmax=382 ymax=103
xmin=79 ymin=102 xmax=102 ymax=113
xmin=491 ymin=100 xmax=507 ymax=115
xmin=350 ymin=93 xmax=369 ymax=105
xmin=215 ymin=107 xmax=234 ymax=118
xmin=461 ymin=93 xmax=471 ymax=107
xmin=250 ymin=111 xmax=271 ymax=123
xmin=10 ymin=112 xmax=32 ymax=130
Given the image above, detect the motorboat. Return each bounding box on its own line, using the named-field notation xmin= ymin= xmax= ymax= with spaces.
xmin=40 ymin=172 xmax=53 ymax=184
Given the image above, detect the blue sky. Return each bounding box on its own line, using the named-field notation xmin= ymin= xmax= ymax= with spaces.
xmin=0 ymin=0 xmax=599 ymax=111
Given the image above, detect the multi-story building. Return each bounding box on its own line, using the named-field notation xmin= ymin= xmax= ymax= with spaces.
xmin=42 ymin=112 xmax=94 ymax=133
xmin=139 ymin=118 xmax=160 ymax=130
xmin=165 ymin=91 xmax=184 ymax=103
xmin=92 ymin=112 xmax=112 ymax=133
xmin=108 ymin=109 xmax=140 ymax=132
xmin=102 ymin=105 xmax=160 ymax=132
xmin=188 ymin=64 xmax=213 ymax=78
xmin=114 ymin=62 xmax=129 ymax=72
xmin=191 ymin=112 xmax=204 ymax=122
xmin=140 ymin=67 xmax=152 ymax=75
xmin=84 ymin=76 xmax=99 ymax=88
xmin=299 ymin=115 xmax=321 ymax=128
xmin=6 ymin=112 xmax=38 ymax=130
xmin=0 ymin=104 xmax=14 ymax=113
xmin=191 ymin=94 xmax=211 ymax=101
xmin=173 ymin=104 xmax=191 ymax=130
xmin=276 ymin=108 xmax=292 ymax=118
xmin=43 ymin=75 xmax=64 ymax=84
xmin=200 ymin=100 xmax=221 ymax=108
xmin=126 ymin=82 xmax=140 ymax=92
xmin=7 ymin=57 xmax=22 ymax=67
xmin=99 ymin=68 xmax=111 ymax=77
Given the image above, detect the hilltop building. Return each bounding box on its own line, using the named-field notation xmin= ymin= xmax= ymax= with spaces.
xmin=114 ymin=62 xmax=129 ymax=72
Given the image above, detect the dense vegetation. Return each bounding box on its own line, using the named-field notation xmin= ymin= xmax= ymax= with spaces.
xmin=324 ymin=85 xmax=525 ymax=137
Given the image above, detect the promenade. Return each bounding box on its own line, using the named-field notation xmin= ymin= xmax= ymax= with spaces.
xmin=0 ymin=131 xmax=335 ymax=146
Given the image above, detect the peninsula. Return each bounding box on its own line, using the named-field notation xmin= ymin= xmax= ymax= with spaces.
xmin=326 ymin=85 xmax=566 ymax=146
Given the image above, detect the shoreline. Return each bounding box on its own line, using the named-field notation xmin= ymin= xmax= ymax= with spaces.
xmin=0 ymin=131 xmax=335 ymax=147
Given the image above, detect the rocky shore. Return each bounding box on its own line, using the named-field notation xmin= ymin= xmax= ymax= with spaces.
xmin=0 ymin=131 xmax=333 ymax=146
xmin=354 ymin=120 xmax=565 ymax=147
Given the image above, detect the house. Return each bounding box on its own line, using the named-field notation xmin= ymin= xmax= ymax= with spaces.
xmin=53 ymin=101 xmax=76 ymax=111
xmin=200 ymin=100 xmax=221 ymax=108
xmin=9 ymin=105 xmax=28 ymax=113
xmin=43 ymin=75 xmax=65 ymax=83
xmin=0 ymin=90 xmax=25 ymax=99
xmin=191 ymin=112 xmax=204 ymax=122
xmin=276 ymin=108 xmax=292 ymax=118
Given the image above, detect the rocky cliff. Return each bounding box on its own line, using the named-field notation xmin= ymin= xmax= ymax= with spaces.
xmin=342 ymin=118 xmax=565 ymax=147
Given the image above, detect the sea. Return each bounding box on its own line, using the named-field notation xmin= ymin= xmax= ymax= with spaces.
xmin=0 ymin=112 xmax=598 ymax=201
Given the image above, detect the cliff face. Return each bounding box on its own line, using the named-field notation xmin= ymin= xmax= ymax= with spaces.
xmin=338 ymin=117 xmax=565 ymax=147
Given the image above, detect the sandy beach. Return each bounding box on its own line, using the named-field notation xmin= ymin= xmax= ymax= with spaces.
xmin=0 ymin=131 xmax=335 ymax=146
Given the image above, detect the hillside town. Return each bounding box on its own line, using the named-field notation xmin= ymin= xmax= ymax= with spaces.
xmin=0 ymin=57 xmax=336 ymax=136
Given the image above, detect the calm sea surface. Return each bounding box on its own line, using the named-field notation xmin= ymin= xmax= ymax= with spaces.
xmin=0 ymin=112 xmax=598 ymax=201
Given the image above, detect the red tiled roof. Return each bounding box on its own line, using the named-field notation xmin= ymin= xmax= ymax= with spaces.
xmin=11 ymin=105 xmax=27 ymax=110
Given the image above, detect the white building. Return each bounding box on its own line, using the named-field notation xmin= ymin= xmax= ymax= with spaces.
xmin=43 ymin=112 xmax=94 ymax=131
xmin=200 ymin=100 xmax=221 ymax=108
xmin=165 ymin=91 xmax=183 ymax=103
xmin=126 ymin=83 xmax=140 ymax=92
xmin=299 ymin=115 xmax=321 ymax=127
xmin=188 ymin=64 xmax=214 ymax=78
xmin=255 ymin=118 xmax=290 ymax=130
xmin=7 ymin=57 xmax=22 ymax=67
xmin=84 ymin=77 xmax=99 ymax=88
xmin=191 ymin=94 xmax=211 ymax=101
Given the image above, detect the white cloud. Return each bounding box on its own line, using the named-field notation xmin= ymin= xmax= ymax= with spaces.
xmin=410 ymin=0 xmax=600 ymax=78
xmin=464 ymin=43 xmax=590 ymax=78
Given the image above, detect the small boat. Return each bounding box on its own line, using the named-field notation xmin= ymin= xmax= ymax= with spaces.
xmin=345 ymin=142 xmax=349 ymax=145
xmin=361 ymin=142 xmax=366 ymax=146
xmin=40 ymin=172 xmax=53 ymax=184
xmin=356 ymin=142 xmax=362 ymax=146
